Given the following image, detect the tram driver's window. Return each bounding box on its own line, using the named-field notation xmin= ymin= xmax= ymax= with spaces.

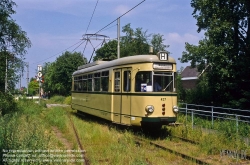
xmin=123 ymin=71 xmax=131 ymax=92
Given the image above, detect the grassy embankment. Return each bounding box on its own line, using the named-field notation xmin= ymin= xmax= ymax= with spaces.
xmin=1 ymin=95 xmax=249 ymax=164
xmin=0 ymin=95 xmax=77 ymax=165
xmin=169 ymin=114 xmax=250 ymax=160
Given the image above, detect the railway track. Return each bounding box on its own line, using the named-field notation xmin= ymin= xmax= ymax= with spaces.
xmin=67 ymin=112 xmax=89 ymax=165
xmin=134 ymin=136 xmax=210 ymax=165
xmin=67 ymin=110 xmax=250 ymax=164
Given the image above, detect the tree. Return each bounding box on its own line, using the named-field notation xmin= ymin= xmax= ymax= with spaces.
xmin=120 ymin=23 xmax=150 ymax=57
xmin=28 ymin=77 xmax=39 ymax=96
xmin=43 ymin=51 xmax=85 ymax=96
xmin=94 ymin=23 xmax=169 ymax=61
xmin=94 ymin=40 xmax=117 ymax=61
xmin=151 ymin=34 xmax=169 ymax=54
xmin=181 ymin=0 xmax=250 ymax=109
xmin=0 ymin=0 xmax=31 ymax=91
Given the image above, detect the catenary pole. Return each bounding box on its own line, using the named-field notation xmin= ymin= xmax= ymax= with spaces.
xmin=117 ymin=17 xmax=120 ymax=59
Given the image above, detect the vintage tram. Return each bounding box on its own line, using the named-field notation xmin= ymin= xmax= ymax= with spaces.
xmin=71 ymin=51 xmax=178 ymax=130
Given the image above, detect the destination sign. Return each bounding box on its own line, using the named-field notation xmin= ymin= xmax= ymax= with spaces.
xmin=153 ymin=63 xmax=172 ymax=70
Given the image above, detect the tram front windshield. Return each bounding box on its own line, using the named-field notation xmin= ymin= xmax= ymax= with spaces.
xmin=135 ymin=71 xmax=175 ymax=92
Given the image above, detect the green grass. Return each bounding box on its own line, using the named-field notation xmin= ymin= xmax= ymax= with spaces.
xmin=0 ymin=98 xmax=69 ymax=165
xmin=45 ymin=106 xmax=68 ymax=132
xmin=70 ymin=114 xmax=192 ymax=165
xmin=170 ymin=114 xmax=250 ymax=157
xmin=3 ymin=95 xmax=249 ymax=164
xmin=47 ymin=95 xmax=66 ymax=104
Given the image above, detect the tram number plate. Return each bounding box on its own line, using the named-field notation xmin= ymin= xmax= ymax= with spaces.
xmin=161 ymin=98 xmax=166 ymax=101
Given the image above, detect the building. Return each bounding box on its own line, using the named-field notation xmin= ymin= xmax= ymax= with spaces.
xmin=180 ymin=66 xmax=199 ymax=89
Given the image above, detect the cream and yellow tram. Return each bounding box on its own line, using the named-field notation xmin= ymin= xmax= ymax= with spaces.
xmin=71 ymin=51 xmax=178 ymax=130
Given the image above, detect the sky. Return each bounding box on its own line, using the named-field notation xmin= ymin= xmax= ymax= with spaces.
xmin=12 ymin=0 xmax=204 ymax=88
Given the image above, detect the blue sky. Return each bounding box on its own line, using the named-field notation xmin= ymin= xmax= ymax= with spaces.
xmin=13 ymin=0 xmax=204 ymax=87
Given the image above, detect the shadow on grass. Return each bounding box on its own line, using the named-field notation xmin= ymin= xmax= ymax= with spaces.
xmin=72 ymin=110 xmax=172 ymax=140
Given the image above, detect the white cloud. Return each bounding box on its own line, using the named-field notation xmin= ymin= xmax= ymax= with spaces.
xmin=165 ymin=32 xmax=201 ymax=45
xmin=114 ymin=5 xmax=130 ymax=15
xmin=162 ymin=32 xmax=203 ymax=65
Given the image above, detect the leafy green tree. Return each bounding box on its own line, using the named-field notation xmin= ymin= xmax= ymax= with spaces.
xmin=94 ymin=40 xmax=117 ymax=61
xmin=28 ymin=78 xmax=39 ymax=95
xmin=181 ymin=0 xmax=250 ymax=109
xmin=151 ymin=34 xmax=169 ymax=54
xmin=43 ymin=51 xmax=85 ymax=96
xmin=120 ymin=23 xmax=150 ymax=57
xmin=94 ymin=23 xmax=169 ymax=61
xmin=0 ymin=0 xmax=31 ymax=91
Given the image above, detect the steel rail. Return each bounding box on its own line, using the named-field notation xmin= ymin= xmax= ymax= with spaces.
xmin=134 ymin=137 xmax=210 ymax=165
xmin=67 ymin=112 xmax=89 ymax=165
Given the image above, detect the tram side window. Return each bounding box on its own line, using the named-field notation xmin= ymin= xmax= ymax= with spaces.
xmin=114 ymin=72 xmax=120 ymax=92
xmin=94 ymin=73 xmax=101 ymax=91
xmin=101 ymin=71 xmax=109 ymax=91
xmin=74 ymin=77 xmax=78 ymax=91
xmin=82 ymin=75 xmax=87 ymax=91
xmin=135 ymin=71 xmax=152 ymax=92
xmin=123 ymin=71 xmax=131 ymax=92
xmin=78 ymin=76 xmax=82 ymax=91
xmin=87 ymin=74 xmax=93 ymax=91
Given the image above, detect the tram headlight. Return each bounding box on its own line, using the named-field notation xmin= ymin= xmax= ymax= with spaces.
xmin=173 ymin=106 xmax=179 ymax=113
xmin=145 ymin=105 xmax=154 ymax=113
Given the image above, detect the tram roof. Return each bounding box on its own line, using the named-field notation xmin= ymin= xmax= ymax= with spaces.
xmin=73 ymin=54 xmax=176 ymax=76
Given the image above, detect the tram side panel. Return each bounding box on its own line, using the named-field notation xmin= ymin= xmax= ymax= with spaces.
xmin=72 ymin=92 xmax=112 ymax=121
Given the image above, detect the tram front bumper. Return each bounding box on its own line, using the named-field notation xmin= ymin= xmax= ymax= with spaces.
xmin=141 ymin=117 xmax=177 ymax=125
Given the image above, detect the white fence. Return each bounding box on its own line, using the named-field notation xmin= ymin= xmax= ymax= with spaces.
xmin=178 ymin=103 xmax=250 ymax=133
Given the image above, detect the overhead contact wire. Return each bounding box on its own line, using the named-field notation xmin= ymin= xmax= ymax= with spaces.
xmin=84 ymin=0 xmax=99 ymax=35
xmin=32 ymin=0 xmax=145 ymax=65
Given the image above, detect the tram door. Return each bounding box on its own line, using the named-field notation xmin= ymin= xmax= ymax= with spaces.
xmin=112 ymin=68 xmax=131 ymax=125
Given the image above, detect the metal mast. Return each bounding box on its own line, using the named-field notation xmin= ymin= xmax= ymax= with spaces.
xmin=26 ymin=62 xmax=29 ymax=94
xmin=117 ymin=18 xmax=120 ymax=59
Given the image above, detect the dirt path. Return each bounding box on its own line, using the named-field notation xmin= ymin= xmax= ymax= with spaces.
xmin=51 ymin=126 xmax=73 ymax=150
xmin=46 ymin=104 xmax=70 ymax=108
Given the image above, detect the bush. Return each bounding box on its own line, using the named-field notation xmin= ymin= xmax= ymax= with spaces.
xmin=0 ymin=92 xmax=18 ymax=116
xmin=49 ymin=95 xmax=65 ymax=103
xmin=64 ymin=96 xmax=71 ymax=105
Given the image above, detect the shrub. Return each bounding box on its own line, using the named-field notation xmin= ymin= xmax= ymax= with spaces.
xmin=0 ymin=92 xmax=18 ymax=116
xmin=49 ymin=95 xmax=65 ymax=103
xmin=63 ymin=96 xmax=71 ymax=105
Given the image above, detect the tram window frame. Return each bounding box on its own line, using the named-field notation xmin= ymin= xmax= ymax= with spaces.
xmin=101 ymin=71 xmax=109 ymax=92
xmin=82 ymin=75 xmax=87 ymax=91
xmin=74 ymin=76 xmax=81 ymax=91
xmin=123 ymin=70 xmax=131 ymax=92
xmin=87 ymin=74 xmax=93 ymax=91
xmin=114 ymin=71 xmax=120 ymax=92
xmin=74 ymin=76 xmax=78 ymax=91
xmin=78 ymin=76 xmax=83 ymax=91
xmin=94 ymin=73 xmax=101 ymax=91
xmin=153 ymin=72 xmax=174 ymax=92
xmin=135 ymin=71 xmax=152 ymax=92
xmin=174 ymin=72 xmax=177 ymax=92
